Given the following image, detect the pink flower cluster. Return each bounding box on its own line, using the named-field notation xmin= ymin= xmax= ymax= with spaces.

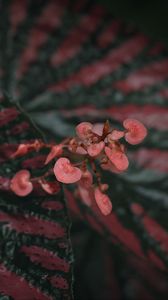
xmin=10 ymin=119 xmax=147 ymax=216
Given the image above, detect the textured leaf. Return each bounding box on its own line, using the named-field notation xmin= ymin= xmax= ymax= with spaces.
xmin=0 ymin=96 xmax=73 ymax=300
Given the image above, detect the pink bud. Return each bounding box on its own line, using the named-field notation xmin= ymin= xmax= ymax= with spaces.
xmin=100 ymin=183 xmax=109 ymax=192
xmin=76 ymin=122 xmax=93 ymax=139
xmin=87 ymin=141 xmax=105 ymax=157
xmin=78 ymin=185 xmax=93 ymax=206
xmin=54 ymin=157 xmax=82 ymax=184
xmin=94 ymin=187 xmax=112 ymax=216
xmin=12 ymin=144 xmax=29 ymax=158
xmin=39 ymin=180 xmax=60 ymax=194
xmin=123 ymin=118 xmax=147 ymax=145
xmin=45 ymin=145 xmax=63 ymax=165
xmin=10 ymin=170 xmax=33 ymax=196
xmin=105 ymin=146 xmax=129 ymax=171
xmin=108 ymin=130 xmax=124 ymax=141
xmin=79 ymin=170 xmax=93 ymax=188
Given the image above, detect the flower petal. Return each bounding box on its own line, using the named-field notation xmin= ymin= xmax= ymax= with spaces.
xmin=10 ymin=170 xmax=33 ymax=196
xmin=108 ymin=130 xmax=124 ymax=141
xmin=76 ymin=146 xmax=87 ymax=155
xmin=78 ymin=185 xmax=93 ymax=206
xmin=105 ymin=146 xmax=129 ymax=171
xmin=54 ymin=157 xmax=82 ymax=184
xmin=87 ymin=141 xmax=105 ymax=157
xmin=69 ymin=145 xmax=87 ymax=155
xmin=76 ymin=122 xmax=93 ymax=139
xmin=123 ymin=118 xmax=147 ymax=145
xmin=101 ymin=160 xmax=122 ymax=174
xmin=92 ymin=123 xmax=104 ymax=136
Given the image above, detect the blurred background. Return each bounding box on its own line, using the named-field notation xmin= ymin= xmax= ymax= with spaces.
xmin=0 ymin=0 xmax=168 ymax=299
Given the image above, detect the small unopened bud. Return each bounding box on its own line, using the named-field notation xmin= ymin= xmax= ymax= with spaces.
xmin=94 ymin=187 xmax=112 ymax=216
xmin=45 ymin=145 xmax=63 ymax=165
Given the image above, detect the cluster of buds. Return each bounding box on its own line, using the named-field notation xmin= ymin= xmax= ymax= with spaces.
xmin=10 ymin=119 xmax=147 ymax=216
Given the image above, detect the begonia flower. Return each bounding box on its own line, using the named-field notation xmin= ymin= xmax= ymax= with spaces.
xmin=10 ymin=170 xmax=33 ymax=196
xmin=123 ymin=118 xmax=147 ymax=145
xmin=54 ymin=157 xmax=82 ymax=184
xmin=76 ymin=122 xmax=93 ymax=139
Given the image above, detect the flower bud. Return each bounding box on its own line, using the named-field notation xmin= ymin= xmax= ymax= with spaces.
xmin=94 ymin=187 xmax=112 ymax=216
xmin=45 ymin=145 xmax=63 ymax=165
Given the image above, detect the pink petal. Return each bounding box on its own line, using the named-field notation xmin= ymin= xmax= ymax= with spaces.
xmin=92 ymin=123 xmax=104 ymax=136
xmin=79 ymin=170 xmax=93 ymax=188
xmin=45 ymin=145 xmax=63 ymax=165
xmin=108 ymin=130 xmax=124 ymax=141
xmin=101 ymin=160 xmax=122 ymax=173
xmin=69 ymin=145 xmax=87 ymax=155
xmin=10 ymin=170 xmax=33 ymax=196
xmin=11 ymin=144 xmax=29 ymax=158
xmin=76 ymin=122 xmax=93 ymax=139
xmin=123 ymin=118 xmax=147 ymax=145
xmin=94 ymin=187 xmax=112 ymax=216
xmin=87 ymin=141 xmax=105 ymax=157
xmin=105 ymin=146 xmax=129 ymax=171
xmin=78 ymin=185 xmax=93 ymax=206
xmin=76 ymin=146 xmax=87 ymax=155
xmin=54 ymin=157 xmax=82 ymax=184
